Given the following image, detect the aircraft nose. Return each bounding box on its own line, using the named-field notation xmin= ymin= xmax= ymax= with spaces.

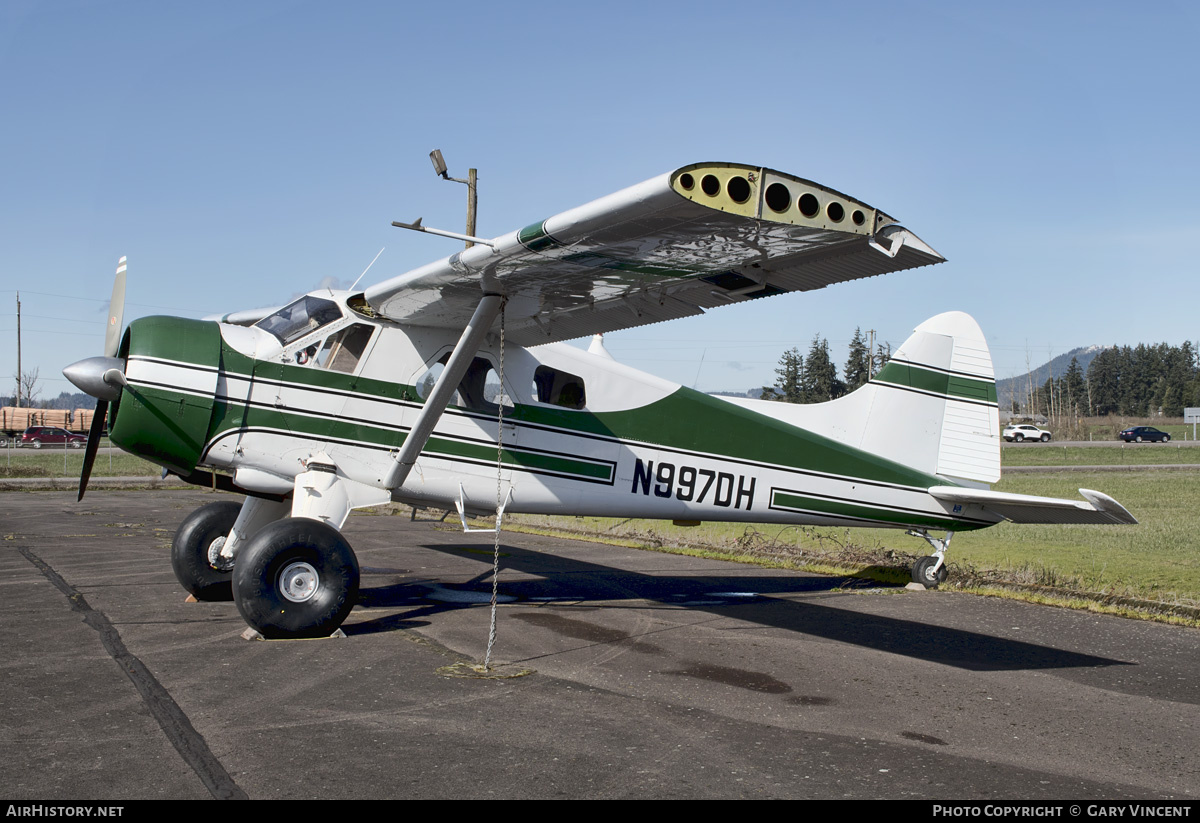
xmin=63 ymin=356 xmax=127 ymax=402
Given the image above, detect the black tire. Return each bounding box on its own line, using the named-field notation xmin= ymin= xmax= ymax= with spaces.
xmin=172 ymin=501 xmax=243 ymax=601
xmin=1014 ymin=434 xmax=1024 ymax=442
xmin=912 ymin=556 xmax=948 ymax=587
xmin=1041 ymin=434 xmax=1050 ymax=442
xmin=1163 ymin=435 xmax=1170 ymax=443
xmin=233 ymin=518 xmax=359 ymax=639
xmin=70 ymin=439 xmax=83 ymax=449
xmin=1136 ymin=436 xmax=1143 ymax=443
xmin=30 ymin=439 xmax=41 ymax=449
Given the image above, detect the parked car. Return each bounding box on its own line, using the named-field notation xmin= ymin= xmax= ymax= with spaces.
xmin=20 ymin=426 xmax=87 ymax=449
xmin=1119 ymin=426 xmax=1170 ymax=443
xmin=1003 ymin=424 xmax=1051 ymax=442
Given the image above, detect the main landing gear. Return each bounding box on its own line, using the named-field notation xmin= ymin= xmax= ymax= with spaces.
xmin=906 ymin=529 xmax=953 ymax=588
xmin=232 ymin=518 xmax=359 ymax=640
xmin=170 ymin=497 xmax=361 ymax=639
xmin=171 ymin=501 xmax=242 ymax=601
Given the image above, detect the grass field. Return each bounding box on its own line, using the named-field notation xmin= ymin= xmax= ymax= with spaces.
xmin=0 ymin=443 xmax=160 ymax=478
xmin=1001 ymin=444 xmax=1199 ymax=466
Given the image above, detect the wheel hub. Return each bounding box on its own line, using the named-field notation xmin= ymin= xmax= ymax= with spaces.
xmin=207 ymin=536 xmax=234 ymax=571
xmin=279 ymin=561 xmax=320 ymax=603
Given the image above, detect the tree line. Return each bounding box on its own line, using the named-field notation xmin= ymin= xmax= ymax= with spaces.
xmin=761 ymin=328 xmax=891 ymax=403
xmin=761 ymin=331 xmax=1200 ymax=419
xmin=1028 ymin=343 xmax=1199 ymax=418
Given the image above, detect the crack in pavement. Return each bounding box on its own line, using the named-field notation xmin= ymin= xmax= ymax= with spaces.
xmin=17 ymin=545 xmax=247 ymax=800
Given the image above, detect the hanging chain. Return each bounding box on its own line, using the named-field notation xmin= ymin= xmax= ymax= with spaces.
xmin=483 ymin=298 xmax=506 ymax=671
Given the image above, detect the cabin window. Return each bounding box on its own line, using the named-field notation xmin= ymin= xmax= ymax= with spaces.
xmin=315 ymin=324 xmax=374 ymax=373
xmin=257 ymin=295 xmax=343 ymax=345
xmin=415 ymin=355 xmax=512 ymax=411
xmin=533 ymin=366 xmax=586 ymax=409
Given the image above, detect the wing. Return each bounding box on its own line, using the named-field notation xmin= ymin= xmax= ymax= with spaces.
xmin=365 ymin=162 xmax=945 ymax=346
xmin=203 ymin=306 xmax=282 ymax=326
xmin=929 ymin=486 xmax=1138 ymax=525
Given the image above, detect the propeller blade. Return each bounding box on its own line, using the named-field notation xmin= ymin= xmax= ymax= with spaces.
xmin=104 ymin=256 xmax=127 ymax=358
xmin=78 ymin=400 xmax=108 ymax=502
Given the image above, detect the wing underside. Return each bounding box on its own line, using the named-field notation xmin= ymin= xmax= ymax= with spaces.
xmin=365 ymin=163 xmax=945 ymax=345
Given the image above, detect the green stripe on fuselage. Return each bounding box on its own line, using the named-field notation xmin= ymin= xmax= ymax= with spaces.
xmin=426 ymin=437 xmax=613 ymax=481
xmin=210 ymin=400 xmax=611 ymax=482
xmin=219 ymin=342 xmax=412 ymax=401
xmin=770 ymin=490 xmax=985 ymax=531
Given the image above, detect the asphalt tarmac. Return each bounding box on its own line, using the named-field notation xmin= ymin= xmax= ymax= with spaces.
xmin=3 ymin=490 xmax=1198 ymax=800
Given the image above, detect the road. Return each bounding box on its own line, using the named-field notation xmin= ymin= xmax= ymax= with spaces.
xmin=1004 ymin=440 xmax=1200 ymax=447
xmin=2 ymin=490 xmax=1197 ymax=799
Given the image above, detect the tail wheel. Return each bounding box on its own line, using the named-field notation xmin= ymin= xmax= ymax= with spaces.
xmin=171 ymin=501 xmax=243 ymax=601
xmin=912 ymin=556 xmax=948 ymax=587
xmin=233 ymin=518 xmax=359 ymax=639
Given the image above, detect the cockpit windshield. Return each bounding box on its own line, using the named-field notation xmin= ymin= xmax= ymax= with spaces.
xmin=256 ymin=295 xmax=343 ymax=345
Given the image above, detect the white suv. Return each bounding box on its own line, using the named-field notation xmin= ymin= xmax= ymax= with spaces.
xmin=1003 ymin=424 xmax=1051 ymax=443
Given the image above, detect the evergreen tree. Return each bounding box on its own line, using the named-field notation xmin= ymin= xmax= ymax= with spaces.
xmin=762 ymin=347 xmax=803 ymax=403
xmin=1061 ymin=357 xmax=1085 ymax=416
xmin=801 ymin=335 xmax=844 ymax=402
xmin=843 ymin=327 xmax=872 ymax=392
xmin=1162 ymin=384 xmax=1182 ymax=418
xmin=1087 ymin=347 xmax=1121 ymax=416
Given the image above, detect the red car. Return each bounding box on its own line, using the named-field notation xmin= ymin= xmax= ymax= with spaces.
xmin=21 ymin=426 xmax=86 ymax=449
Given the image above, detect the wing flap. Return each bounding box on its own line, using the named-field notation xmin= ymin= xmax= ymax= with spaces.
xmin=366 ymin=163 xmax=945 ymax=344
xmin=929 ymin=486 xmax=1138 ymax=526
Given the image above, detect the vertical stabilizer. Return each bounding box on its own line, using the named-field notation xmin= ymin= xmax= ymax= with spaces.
xmin=718 ymin=311 xmax=1000 ymax=484
xmin=869 ymin=312 xmax=1000 ymax=484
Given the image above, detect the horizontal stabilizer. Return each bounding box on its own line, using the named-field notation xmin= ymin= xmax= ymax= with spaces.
xmin=929 ymin=486 xmax=1137 ymax=526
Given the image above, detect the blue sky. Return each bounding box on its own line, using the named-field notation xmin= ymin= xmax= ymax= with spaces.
xmin=3 ymin=0 xmax=1198 ymax=399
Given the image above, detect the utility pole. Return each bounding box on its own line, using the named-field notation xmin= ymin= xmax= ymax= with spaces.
xmin=867 ymin=328 xmax=876 ymax=380
xmin=429 ymin=150 xmax=478 ymax=249
xmin=15 ymin=292 xmax=21 ymax=407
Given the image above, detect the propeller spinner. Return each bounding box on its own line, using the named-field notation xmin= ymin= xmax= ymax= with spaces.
xmin=63 ymin=256 xmax=128 ymax=500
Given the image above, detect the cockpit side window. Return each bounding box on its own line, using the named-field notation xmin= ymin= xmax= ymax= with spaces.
xmin=533 ymin=366 xmax=586 ymax=409
xmin=256 ymin=295 xmax=343 ymax=345
xmin=315 ymin=324 xmax=374 ymax=373
xmin=415 ymin=355 xmax=512 ymax=411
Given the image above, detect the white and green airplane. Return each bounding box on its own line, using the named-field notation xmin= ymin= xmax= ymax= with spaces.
xmin=63 ymin=162 xmax=1135 ymax=640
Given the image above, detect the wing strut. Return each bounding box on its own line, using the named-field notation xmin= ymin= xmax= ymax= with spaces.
xmin=381 ymin=293 xmax=503 ymax=490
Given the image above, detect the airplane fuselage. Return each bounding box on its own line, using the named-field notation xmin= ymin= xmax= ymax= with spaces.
xmin=107 ymin=291 xmax=997 ymax=534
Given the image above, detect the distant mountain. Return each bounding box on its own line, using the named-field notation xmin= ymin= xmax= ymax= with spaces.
xmin=995 ymin=346 xmax=1109 ymax=411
